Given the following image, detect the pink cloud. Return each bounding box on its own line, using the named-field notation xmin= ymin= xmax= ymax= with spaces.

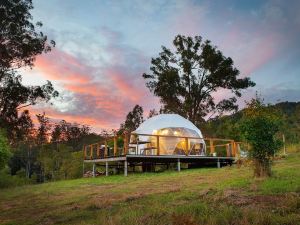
xmin=29 ymin=45 xmax=158 ymax=132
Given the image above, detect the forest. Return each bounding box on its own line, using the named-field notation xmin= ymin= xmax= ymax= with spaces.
xmin=1 ymin=101 xmax=299 ymax=188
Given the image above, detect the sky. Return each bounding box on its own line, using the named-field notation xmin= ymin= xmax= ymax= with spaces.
xmin=21 ymin=0 xmax=300 ymax=132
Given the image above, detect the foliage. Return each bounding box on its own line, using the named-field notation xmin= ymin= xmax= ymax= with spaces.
xmin=0 ymin=167 xmax=32 ymax=188
xmin=36 ymin=112 xmax=51 ymax=145
xmin=0 ymin=0 xmax=58 ymax=143
xmin=0 ymin=129 xmax=11 ymax=169
xmin=147 ymin=108 xmax=159 ymax=118
xmin=240 ymin=97 xmax=283 ymax=177
xmin=202 ymin=101 xmax=300 ymax=147
xmin=38 ymin=144 xmax=84 ymax=181
xmin=119 ymin=104 xmax=144 ymax=133
xmin=6 ymin=112 xmax=94 ymax=180
xmin=143 ymin=35 xmax=255 ymax=125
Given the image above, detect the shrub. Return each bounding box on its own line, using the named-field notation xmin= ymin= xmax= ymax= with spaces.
xmin=240 ymin=97 xmax=282 ymax=177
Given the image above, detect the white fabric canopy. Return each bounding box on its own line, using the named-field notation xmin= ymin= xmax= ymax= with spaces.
xmin=131 ymin=114 xmax=205 ymax=155
xmin=134 ymin=114 xmax=203 ymax=138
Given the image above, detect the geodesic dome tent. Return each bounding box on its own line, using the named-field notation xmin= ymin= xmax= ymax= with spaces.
xmin=130 ymin=114 xmax=206 ymax=155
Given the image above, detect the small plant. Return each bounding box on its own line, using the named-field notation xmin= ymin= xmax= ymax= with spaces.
xmin=240 ymin=97 xmax=282 ymax=177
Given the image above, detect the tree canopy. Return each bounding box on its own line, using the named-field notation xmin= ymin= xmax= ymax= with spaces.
xmin=0 ymin=0 xmax=58 ymax=142
xmin=119 ymin=105 xmax=144 ymax=133
xmin=143 ymin=35 xmax=255 ymax=125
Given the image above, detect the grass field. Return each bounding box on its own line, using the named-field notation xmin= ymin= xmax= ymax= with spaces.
xmin=0 ymin=152 xmax=299 ymax=225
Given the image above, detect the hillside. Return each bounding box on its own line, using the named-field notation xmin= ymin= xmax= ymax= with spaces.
xmin=201 ymin=101 xmax=300 ymax=143
xmin=0 ymin=150 xmax=299 ymax=225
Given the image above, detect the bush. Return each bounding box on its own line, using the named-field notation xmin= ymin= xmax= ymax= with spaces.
xmin=240 ymin=97 xmax=282 ymax=177
xmin=0 ymin=167 xmax=32 ymax=189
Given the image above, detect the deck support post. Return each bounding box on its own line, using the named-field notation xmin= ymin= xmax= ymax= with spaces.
xmin=217 ymin=159 xmax=221 ymax=168
xmin=105 ymin=161 xmax=109 ymax=176
xmin=92 ymin=163 xmax=96 ymax=177
xmin=124 ymin=160 xmax=128 ymax=176
xmin=177 ymin=158 xmax=181 ymax=172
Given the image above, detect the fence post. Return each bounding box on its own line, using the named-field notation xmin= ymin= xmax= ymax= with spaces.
xmin=97 ymin=143 xmax=100 ymax=158
xmin=185 ymin=137 xmax=189 ymax=155
xmin=124 ymin=132 xmax=129 ymax=155
xmin=210 ymin=139 xmax=215 ymax=155
xmin=90 ymin=145 xmax=93 ymax=159
xmin=226 ymin=144 xmax=230 ymax=157
xmin=157 ymin=135 xmax=160 ymax=155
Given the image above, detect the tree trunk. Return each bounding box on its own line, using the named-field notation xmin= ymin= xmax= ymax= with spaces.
xmin=253 ymin=159 xmax=271 ymax=177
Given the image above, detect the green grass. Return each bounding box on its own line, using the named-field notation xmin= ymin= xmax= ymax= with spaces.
xmin=0 ymin=153 xmax=300 ymax=225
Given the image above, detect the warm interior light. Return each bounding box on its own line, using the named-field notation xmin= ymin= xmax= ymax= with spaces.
xmin=174 ymin=131 xmax=179 ymax=135
xmin=161 ymin=129 xmax=169 ymax=135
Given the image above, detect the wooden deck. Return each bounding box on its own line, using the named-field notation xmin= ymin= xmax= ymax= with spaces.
xmin=82 ymin=132 xmax=241 ymax=177
xmin=83 ymin=154 xmax=235 ymax=176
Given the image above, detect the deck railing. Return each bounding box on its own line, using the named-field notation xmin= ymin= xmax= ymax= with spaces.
xmin=83 ymin=132 xmax=240 ymax=160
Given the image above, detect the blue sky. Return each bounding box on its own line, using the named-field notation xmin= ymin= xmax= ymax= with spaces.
xmin=22 ymin=0 xmax=300 ymax=130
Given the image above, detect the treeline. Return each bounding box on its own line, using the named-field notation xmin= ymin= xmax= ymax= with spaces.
xmin=3 ymin=111 xmax=101 ymax=183
xmin=201 ymin=101 xmax=300 ymax=144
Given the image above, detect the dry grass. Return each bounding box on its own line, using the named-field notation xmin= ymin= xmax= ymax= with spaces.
xmin=0 ymin=152 xmax=299 ymax=225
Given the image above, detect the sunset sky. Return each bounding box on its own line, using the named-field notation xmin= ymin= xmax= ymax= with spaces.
xmin=22 ymin=0 xmax=300 ymax=132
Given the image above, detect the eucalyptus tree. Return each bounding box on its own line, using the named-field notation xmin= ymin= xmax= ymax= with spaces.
xmin=143 ymin=35 xmax=255 ymax=125
xmin=0 ymin=0 xmax=58 ymax=142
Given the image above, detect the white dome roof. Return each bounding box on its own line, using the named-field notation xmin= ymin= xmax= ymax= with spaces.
xmin=134 ymin=114 xmax=203 ymax=138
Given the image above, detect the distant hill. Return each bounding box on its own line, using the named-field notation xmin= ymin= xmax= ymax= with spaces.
xmin=201 ymin=101 xmax=300 ymax=144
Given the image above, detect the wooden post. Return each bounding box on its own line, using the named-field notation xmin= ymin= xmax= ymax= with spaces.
xmin=156 ymin=135 xmax=160 ymax=155
xmin=90 ymin=145 xmax=93 ymax=159
xmin=96 ymin=143 xmax=100 ymax=158
xmin=124 ymin=132 xmax=129 ymax=155
xmin=231 ymin=141 xmax=235 ymax=157
xmin=209 ymin=139 xmax=215 ymax=155
xmin=236 ymin=143 xmax=240 ymax=157
xmin=226 ymin=144 xmax=230 ymax=157
xmin=104 ymin=140 xmax=108 ymax=157
xmin=114 ymin=135 xmax=117 ymax=156
xmin=185 ymin=137 xmax=189 ymax=155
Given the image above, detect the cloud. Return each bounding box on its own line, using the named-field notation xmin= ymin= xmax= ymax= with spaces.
xmin=25 ymin=0 xmax=300 ymax=131
xmin=29 ymin=30 xmax=158 ymax=132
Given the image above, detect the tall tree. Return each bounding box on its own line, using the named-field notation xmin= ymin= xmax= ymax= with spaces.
xmin=143 ymin=35 xmax=255 ymax=125
xmin=120 ymin=105 xmax=144 ymax=133
xmin=0 ymin=0 xmax=58 ymax=141
xmin=36 ymin=113 xmax=51 ymax=145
